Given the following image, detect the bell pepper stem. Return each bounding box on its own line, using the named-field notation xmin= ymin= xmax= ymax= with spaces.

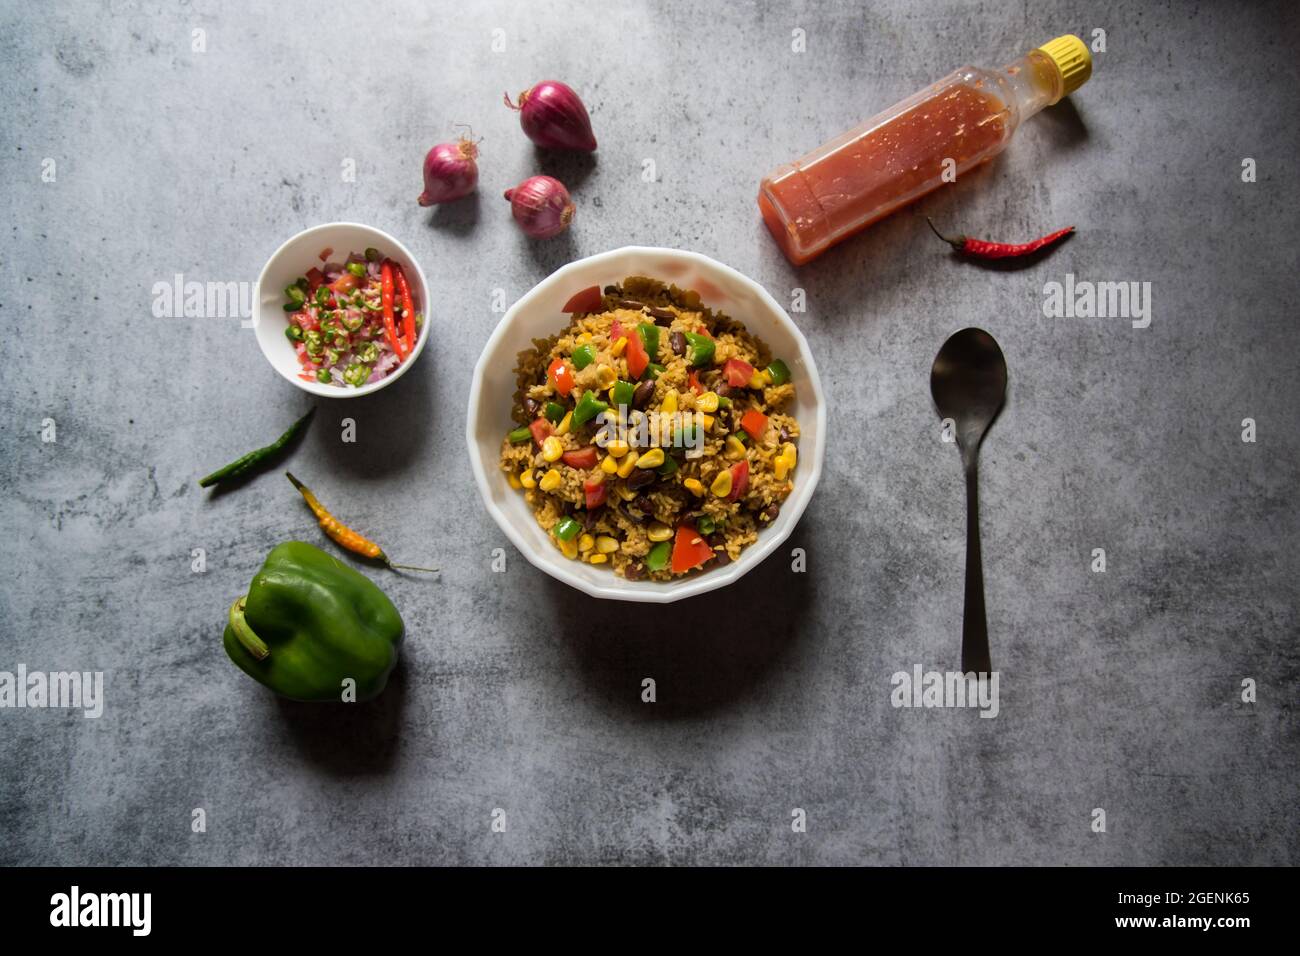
xmin=228 ymin=595 xmax=270 ymax=660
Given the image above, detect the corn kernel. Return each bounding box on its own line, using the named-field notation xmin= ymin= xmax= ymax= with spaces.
xmin=617 ymin=455 xmax=637 ymax=479
xmin=539 ymin=469 xmax=563 ymax=492
xmin=617 ymin=483 xmax=637 ymax=501
xmin=596 ymin=535 xmax=620 ymax=554
xmin=559 ymin=536 xmax=579 ymax=559
xmin=507 ymin=472 xmax=523 ymax=489
xmin=696 ymin=391 xmax=719 ymax=413
xmin=700 ymin=414 xmax=715 ymax=430
xmin=634 ymin=447 xmax=665 ymax=469
xmin=782 ymin=442 xmax=798 ymax=467
xmin=748 ymin=371 xmax=766 ymax=390
xmin=724 ymin=435 xmax=747 ymax=460
xmin=555 ymin=411 xmax=573 ymax=436
xmin=683 ymin=478 xmax=705 ymax=497
xmin=587 ymin=553 xmax=609 ymax=565
xmin=774 ymin=456 xmax=790 ymax=481
xmin=647 ymin=522 xmax=673 ymax=542
xmin=661 ymin=389 xmax=678 ymax=415
xmin=600 ymin=454 xmax=619 ymax=475
xmin=576 ymin=332 xmax=593 ymax=344
xmin=710 ymin=469 xmax=733 ymax=497
xmin=541 ymin=436 xmax=564 ymax=462
xmin=605 ymin=439 xmax=630 ymax=458
xmin=610 ymin=336 xmax=628 ymax=357
xmin=520 ymin=469 xmax=537 ymax=489
xmin=596 ymin=364 xmax=618 ymax=389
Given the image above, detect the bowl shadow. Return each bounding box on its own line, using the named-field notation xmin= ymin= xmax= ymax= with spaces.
xmin=543 ymin=530 xmax=815 ymax=719
xmin=271 ymin=659 xmax=408 ymax=776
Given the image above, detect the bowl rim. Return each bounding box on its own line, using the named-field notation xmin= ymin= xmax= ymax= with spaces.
xmin=253 ymin=220 xmax=430 ymax=399
xmin=466 ymin=245 xmax=827 ymax=604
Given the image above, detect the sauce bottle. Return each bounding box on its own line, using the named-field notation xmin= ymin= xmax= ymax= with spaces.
xmin=758 ymin=35 xmax=1092 ymax=265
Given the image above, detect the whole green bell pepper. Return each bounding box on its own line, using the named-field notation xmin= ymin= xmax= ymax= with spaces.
xmin=223 ymin=541 xmax=403 ymax=702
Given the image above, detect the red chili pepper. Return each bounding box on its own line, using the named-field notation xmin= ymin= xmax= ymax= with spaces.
xmin=392 ymin=263 xmax=418 ymax=355
xmin=926 ymin=218 xmax=1074 ymax=259
xmin=379 ymin=261 xmax=407 ymax=360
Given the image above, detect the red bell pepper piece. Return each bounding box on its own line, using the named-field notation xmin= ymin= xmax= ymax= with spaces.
xmin=305 ymin=267 xmax=325 ymax=291
xmin=380 ymin=261 xmax=407 ymax=361
xmin=318 ymin=246 xmax=333 ymax=261
xmin=727 ymin=460 xmax=749 ymax=501
xmin=723 ymin=358 xmax=755 ymax=388
xmin=625 ymin=330 xmax=649 ymax=379
xmin=562 ymin=285 xmax=603 ymax=314
xmin=688 ymin=370 xmax=702 ymax=394
xmin=547 ymin=358 xmax=575 ymax=397
xmin=671 ymin=524 xmax=714 ymax=574
xmin=610 ymin=319 xmax=625 ymax=342
xmin=562 ymin=446 xmax=599 ymax=470
xmin=528 ymin=418 xmax=554 ymax=447
xmin=739 ymin=409 xmax=768 ymax=441
xmin=583 ymin=477 xmax=608 ymax=510
xmin=392 ymin=263 xmax=418 ymax=356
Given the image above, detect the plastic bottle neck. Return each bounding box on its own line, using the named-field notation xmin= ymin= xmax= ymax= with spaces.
xmin=998 ymin=50 xmax=1064 ymax=124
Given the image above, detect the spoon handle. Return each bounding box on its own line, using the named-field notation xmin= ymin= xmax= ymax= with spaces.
xmin=962 ymin=467 xmax=992 ymax=674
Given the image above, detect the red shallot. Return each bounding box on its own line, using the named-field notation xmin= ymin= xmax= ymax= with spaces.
xmin=418 ymin=137 xmax=479 ymax=206
xmin=504 ymin=175 xmax=575 ymax=239
xmin=503 ymin=80 xmax=597 ymax=152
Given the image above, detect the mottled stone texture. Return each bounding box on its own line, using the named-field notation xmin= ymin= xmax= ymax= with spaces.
xmin=0 ymin=1 xmax=1295 ymax=866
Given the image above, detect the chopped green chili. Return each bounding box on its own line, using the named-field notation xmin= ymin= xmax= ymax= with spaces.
xmin=554 ymin=517 xmax=582 ymax=541
xmin=645 ymin=540 xmax=671 ymax=572
xmin=544 ymin=401 xmax=566 ymax=423
xmin=571 ymin=343 xmax=596 ymax=370
xmin=572 ymin=391 xmax=609 ymax=426
xmin=765 ymin=358 xmax=791 ymax=386
xmin=637 ymin=323 xmax=660 ymax=359
xmin=684 ymin=332 xmax=715 ymax=367
xmin=508 ymin=426 xmax=532 ymax=444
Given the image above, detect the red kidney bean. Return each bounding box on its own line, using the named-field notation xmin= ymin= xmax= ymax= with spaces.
xmin=632 ymin=379 xmax=655 ymax=409
xmin=670 ymin=331 xmax=686 ymax=355
xmin=627 ymin=468 xmax=657 ymax=491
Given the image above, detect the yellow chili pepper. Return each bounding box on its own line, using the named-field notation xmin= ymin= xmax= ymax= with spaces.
xmin=286 ymin=472 xmax=437 ymax=573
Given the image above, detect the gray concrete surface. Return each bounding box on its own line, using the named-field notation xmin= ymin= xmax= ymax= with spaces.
xmin=1 ymin=0 xmax=1296 ymax=866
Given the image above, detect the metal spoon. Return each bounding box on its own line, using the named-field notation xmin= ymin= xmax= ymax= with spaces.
xmin=930 ymin=328 xmax=1007 ymax=673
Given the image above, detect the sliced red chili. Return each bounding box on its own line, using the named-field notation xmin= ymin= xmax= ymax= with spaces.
xmin=392 ymin=263 xmax=418 ymax=355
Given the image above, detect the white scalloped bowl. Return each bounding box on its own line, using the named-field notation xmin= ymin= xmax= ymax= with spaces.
xmin=467 ymin=247 xmax=825 ymax=603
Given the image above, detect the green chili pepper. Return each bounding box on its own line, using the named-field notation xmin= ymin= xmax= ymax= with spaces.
xmin=284 ymin=284 xmax=306 ymax=305
xmin=295 ymin=276 xmax=310 ymax=292
xmin=343 ymin=313 xmax=364 ymax=332
xmin=637 ymin=323 xmax=660 ymax=360
xmin=357 ymin=342 xmax=379 ymax=363
xmin=544 ymin=401 xmax=566 ymax=423
xmin=316 ymin=369 xmax=332 ymax=384
xmin=314 ymin=287 xmax=329 ymax=307
xmin=304 ymin=330 xmax=323 ymax=356
xmin=325 ymin=348 xmax=340 ymax=366
xmin=765 ymin=358 xmax=791 ymax=386
xmin=198 ymin=408 xmax=315 ymax=488
xmin=611 ymin=380 xmax=636 ymax=407
xmin=572 ymin=390 xmax=609 ymax=426
xmin=508 ymin=426 xmax=533 ymax=444
xmin=365 ymin=247 xmax=381 ymax=262
xmin=343 ymin=364 xmax=369 ymax=387
xmin=284 ymin=324 xmax=304 ymax=342
xmin=346 ymin=261 xmax=367 ymax=277
xmin=282 ymin=302 xmax=301 ymax=312
xmin=554 ymin=517 xmax=582 ymax=541
xmin=645 ymin=540 xmax=671 ymax=572
xmin=223 ymin=541 xmax=403 ymax=702
xmin=684 ymin=332 xmax=715 ymax=367
xmin=697 ymin=515 xmax=716 ymax=535
xmin=571 ymin=343 xmax=597 ymax=370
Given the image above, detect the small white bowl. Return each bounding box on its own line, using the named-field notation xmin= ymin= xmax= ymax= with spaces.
xmin=253 ymin=222 xmax=429 ymax=397
xmin=467 ymin=246 xmax=826 ymax=603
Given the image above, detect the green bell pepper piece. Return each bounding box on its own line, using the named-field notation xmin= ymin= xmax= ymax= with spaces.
xmin=508 ymin=426 xmax=532 ymax=444
xmin=656 ymin=455 xmax=679 ymax=478
xmin=765 ymin=358 xmax=791 ymax=386
xmin=683 ymin=332 xmax=714 ymax=367
xmin=571 ymin=343 xmax=596 ymax=370
xmin=544 ymin=401 xmax=566 ymax=423
xmin=223 ymin=541 xmax=403 ymax=702
xmin=572 ymin=390 xmax=609 ymax=426
xmin=642 ymin=362 xmax=665 ymax=381
xmin=696 ymin=515 xmax=716 ymax=535
xmin=554 ymin=517 xmax=582 ymax=541
xmin=637 ymin=323 xmax=660 ymax=360
xmin=611 ymin=380 xmax=636 ymax=407
xmin=645 ymin=540 xmax=671 ymax=572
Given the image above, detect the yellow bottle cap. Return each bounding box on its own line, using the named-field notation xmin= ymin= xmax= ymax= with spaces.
xmin=1038 ymin=34 xmax=1092 ymax=98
